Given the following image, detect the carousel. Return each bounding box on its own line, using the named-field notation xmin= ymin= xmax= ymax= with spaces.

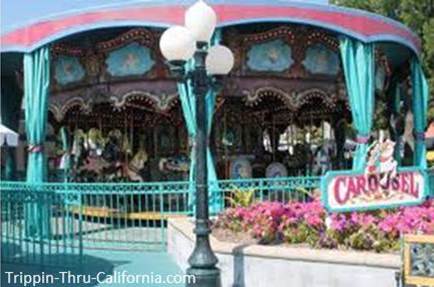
xmin=0 ymin=0 xmax=429 ymax=189
xmin=43 ymin=25 xmax=360 ymax=183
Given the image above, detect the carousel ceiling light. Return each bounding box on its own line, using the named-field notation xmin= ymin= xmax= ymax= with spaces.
xmin=159 ymin=26 xmax=196 ymax=62
xmin=206 ymin=45 xmax=234 ymax=75
xmin=185 ymin=0 xmax=217 ymax=43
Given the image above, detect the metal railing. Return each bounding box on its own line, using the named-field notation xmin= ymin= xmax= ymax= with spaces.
xmin=1 ymin=181 xmax=191 ymax=259
xmin=0 ymin=175 xmax=322 ymax=267
xmin=214 ymin=176 xmax=320 ymax=210
xmin=1 ymin=184 xmax=83 ymax=267
xmin=1 ymin=173 xmax=433 ymax=266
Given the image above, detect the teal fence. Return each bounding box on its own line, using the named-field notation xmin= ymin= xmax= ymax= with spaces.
xmin=5 ymin=173 xmax=434 ymax=266
xmin=0 ymin=176 xmax=320 ymax=264
xmin=1 ymin=184 xmax=83 ymax=267
xmin=215 ymin=176 xmax=321 ymax=210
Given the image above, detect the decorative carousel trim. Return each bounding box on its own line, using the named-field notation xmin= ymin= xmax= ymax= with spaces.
xmin=243 ymin=87 xmax=294 ymax=108
xmin=49 ymin=97 xmax=92 ymax=122
xmin=296 ymin=88 xmax=337 ymax=109
xmin=241 ymin=26 xmax=296 ymax=45
xmin=51 ymin=44 xmax=84 ymax=57
xmin=243 ymin=87 xmax=337 ymax=111
xmin=96 ymin=28 xmax=155 ymax=52
xmin=110 ymin=90 xmax=179 ymax=113
xmin=306 ymin=30 xmax=339 ymax=52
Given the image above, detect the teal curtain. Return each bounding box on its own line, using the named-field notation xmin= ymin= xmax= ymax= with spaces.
xmin=177 ymin=80 xmax=196 ymax=211
xmin=24 ymin=46 xmax=51 ymax=238
xmin=177 ymin=30 xmax=223 ymax=214
xmin=339 ymin=37 xmax=375 ymax=171
xmin=411 ymin=57 xmax=429 ymax=169
xmin=1 ymin=76 xmax=22 ymax=180
xmin=206 ymin=29 xmax=223 ymax=214
xmin=177 ymin=76 xmax=222 ymax=214
xmin=205 ymin=88 xmax=221 ymax=214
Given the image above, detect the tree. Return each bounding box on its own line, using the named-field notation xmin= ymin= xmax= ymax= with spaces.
xmin=332 ymin=0 xmax=434 ymax=124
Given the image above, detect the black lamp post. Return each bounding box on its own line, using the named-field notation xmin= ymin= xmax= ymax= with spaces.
xmin=159 ymin=1 xmax=234 ymax=286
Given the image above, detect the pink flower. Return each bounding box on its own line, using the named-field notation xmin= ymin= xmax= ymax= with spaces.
xmin=214 ymin=198 xmax=434 ymax=250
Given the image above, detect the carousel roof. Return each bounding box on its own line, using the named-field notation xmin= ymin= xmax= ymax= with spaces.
xmin=0 ymin=0 xmax=421 ymax=54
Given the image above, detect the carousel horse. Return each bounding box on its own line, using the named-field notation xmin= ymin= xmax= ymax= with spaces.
xmin=71 ymin=129 xmax=88 ymax=171
xmin=86 ymin=128 xmax=105 ymax=157
xmin=159 ymin=155 xmax=190 ymax=173
xmin=70 ymin=128 xmax=110 ymax=177
xmin=79 ymin=128 xmax=110 ymax=174
xmin=56 ymin=127 xmax=71 ymax=172
xmin=122 ymin=147 xmax=148 ymax=182
xmin=101 ymin=130 xmax=124 ymax=178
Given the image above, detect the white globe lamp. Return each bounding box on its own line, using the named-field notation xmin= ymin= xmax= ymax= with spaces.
xmin=159 ymin=26 xmax=196 ymax=62
xmin=206 ymin=45 xmax=234 ymax=75
xmin=185 ymin=0 xmax=217 ymax=43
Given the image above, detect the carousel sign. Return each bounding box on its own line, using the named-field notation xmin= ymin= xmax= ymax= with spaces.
xmin=322 ymin=139 xmax=428 ymax=212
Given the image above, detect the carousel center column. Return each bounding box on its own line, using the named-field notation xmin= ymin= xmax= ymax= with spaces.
xmin=24 ymin=46 xmax=51 ymax=238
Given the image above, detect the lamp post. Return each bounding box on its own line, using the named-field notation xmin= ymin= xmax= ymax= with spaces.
xmin=159 ymin=1 xmax=234 ymax=286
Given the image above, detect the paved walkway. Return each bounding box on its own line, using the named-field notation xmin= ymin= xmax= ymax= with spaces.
xmin=2 ymin=250 xmax=185 ymax=287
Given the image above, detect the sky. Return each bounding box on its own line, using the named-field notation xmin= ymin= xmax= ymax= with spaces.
xmin=0 ymin=0 xmax=329 ymax=34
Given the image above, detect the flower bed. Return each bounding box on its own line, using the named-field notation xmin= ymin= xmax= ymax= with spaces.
xmin=213 ymin=199 xmax=434 ymax=252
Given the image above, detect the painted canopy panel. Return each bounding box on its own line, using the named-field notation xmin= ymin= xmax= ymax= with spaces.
xmin=0 ymin=0 xmax=420 ymax=54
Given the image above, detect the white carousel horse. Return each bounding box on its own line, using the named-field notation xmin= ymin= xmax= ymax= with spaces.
xmin=123 ymin=148 xmax=148 ymax=182
xmin=159 ymin=155 xmax=190 ymax=173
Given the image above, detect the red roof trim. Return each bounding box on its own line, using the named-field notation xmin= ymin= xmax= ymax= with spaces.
xmin=0 ymin=5 xmax=420 ymax=53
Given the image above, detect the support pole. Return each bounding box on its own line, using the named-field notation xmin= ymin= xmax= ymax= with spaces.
xmin=186 ymin=43 xmax=220 ymax=287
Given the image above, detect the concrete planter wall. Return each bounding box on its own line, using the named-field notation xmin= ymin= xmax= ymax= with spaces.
xmin=168 ymin=218 xmax=401 ymax=287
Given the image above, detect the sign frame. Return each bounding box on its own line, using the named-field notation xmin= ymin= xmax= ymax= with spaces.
xmin=321 ymin=167 xmax=429 ymax=213
xmin=403 ymin=234 xmax=434 ymax=286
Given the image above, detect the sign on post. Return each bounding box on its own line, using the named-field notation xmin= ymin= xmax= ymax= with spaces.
xmin=321 ymin=139 xmax=428 ymax=212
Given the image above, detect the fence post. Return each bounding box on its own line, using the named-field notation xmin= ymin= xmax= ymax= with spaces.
xmin=159 ymin=183 xmax=165 ymax=250
xmin=259 ymin=179 xmax=264 ymax=202
xmin=38 ymin=188 xmax=44 ymax=266
xmin=78 ymin=187 xmax=83 ymax=265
